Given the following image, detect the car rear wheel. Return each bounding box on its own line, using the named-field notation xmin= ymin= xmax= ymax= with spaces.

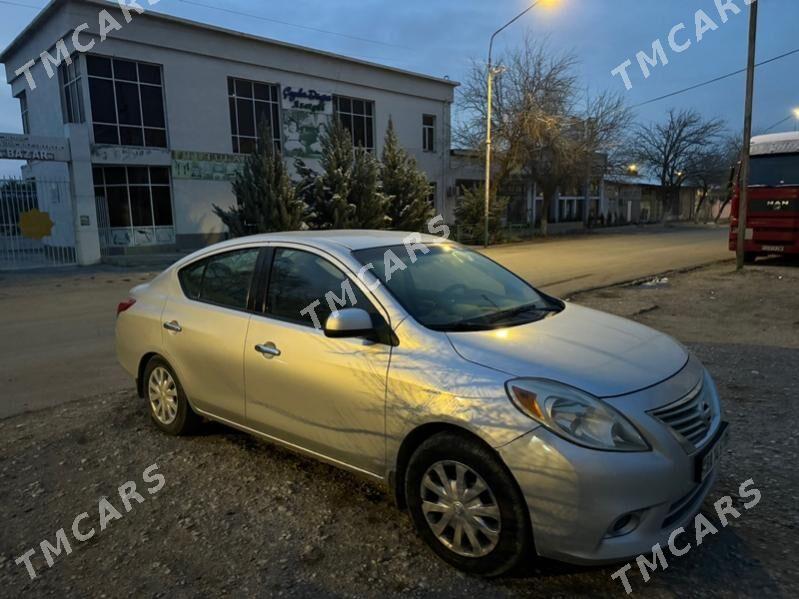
xmin=143 ymin=356 xmax=200 ymax=435
xmin=405 ymin=431 xmax=532 ymax=577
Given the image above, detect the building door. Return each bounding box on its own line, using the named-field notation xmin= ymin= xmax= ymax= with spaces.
xmin=92 ymin=165 xmax=175 ymax=250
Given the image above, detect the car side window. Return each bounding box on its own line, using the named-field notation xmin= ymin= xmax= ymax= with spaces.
xmin=178 ymin=248 xmax=260 ymax=310
xmin=267 ymin=248 xmax=376 ymax=327
xmin=178 ymin=260 xmax=205 ymax=300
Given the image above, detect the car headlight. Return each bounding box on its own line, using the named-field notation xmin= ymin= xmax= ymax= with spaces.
xmin=505 ymin=379 xmax=650 ymax=452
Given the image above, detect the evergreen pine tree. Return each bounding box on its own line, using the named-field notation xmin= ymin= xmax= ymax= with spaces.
xmin=213 ymin=123 xmax=306 ymax=236
xmin=306 ymin=120 xmax=355 ymax=229
xmin=381 ymin=118 xmax=435 ymax=232
xmin=351 ymin=146 xmax=391 ymax=229
xmin=304 ymin=120 xmax=389 ymax=229
xmin=454 ymin=185 xmax=508 ymax=244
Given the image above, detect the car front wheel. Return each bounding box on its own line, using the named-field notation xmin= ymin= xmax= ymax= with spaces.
xmin=405 ymin=431 xmax=533 ymax=577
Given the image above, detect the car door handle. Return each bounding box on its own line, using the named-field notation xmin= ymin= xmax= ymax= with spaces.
xmin=255 ymin=343 xmax=281 ymax=357
xmin=163 ymin=321 xmax=182 ymax=333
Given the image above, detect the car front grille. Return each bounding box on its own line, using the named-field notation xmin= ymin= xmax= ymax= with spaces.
xmin=650 ymin=381 xmax=714 ymax=449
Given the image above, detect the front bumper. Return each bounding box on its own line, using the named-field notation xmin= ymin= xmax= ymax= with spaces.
xmin=498 ymin=357 xmax=724 ymax=565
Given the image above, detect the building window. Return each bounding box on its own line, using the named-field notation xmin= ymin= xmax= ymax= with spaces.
xmin=423 ymin=114 xmax=435 ymax=152
xmin=17 ymin=92 xmax=29 ymax=134
xmin=333 ymin=95 xmax=375 ymax=152
xmin=428 ymin=181 xmax=437 ymax=206
xmin=60 ymin=59 xmax=85 ymax=124
xmin=93 ymin=166 xmax=173 ymax=243
xmin=228 ymin=77 xmax=281 ymax=154
xmin=86 ymin=55 xmax=167 ymax=148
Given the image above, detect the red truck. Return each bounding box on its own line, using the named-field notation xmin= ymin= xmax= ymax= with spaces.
xmin=730 ymin=132 xmax=799 ymax=262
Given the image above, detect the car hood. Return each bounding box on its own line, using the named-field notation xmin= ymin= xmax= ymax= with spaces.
xmin=446 ymin=303 xmax=688 ymax=398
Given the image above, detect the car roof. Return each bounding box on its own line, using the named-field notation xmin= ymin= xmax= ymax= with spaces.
xmin=173 ymin=229 xmax=455 ymax=269
xmin=213 ymin=230 xmax=452 ymax=252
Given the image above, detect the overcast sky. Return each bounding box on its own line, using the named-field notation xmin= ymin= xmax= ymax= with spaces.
xmin=0 ymin=0 xmax=797 ymax=176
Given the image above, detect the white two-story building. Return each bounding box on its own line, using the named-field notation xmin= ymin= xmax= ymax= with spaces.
xmin=0 ymin=0 xmax=457 ymax=265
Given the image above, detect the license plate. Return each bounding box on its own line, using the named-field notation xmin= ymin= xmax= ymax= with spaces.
xmin=695 ymin=422 xmax=729 ymax=482
xmin=761 ymin=245 xmax=785 ymax=252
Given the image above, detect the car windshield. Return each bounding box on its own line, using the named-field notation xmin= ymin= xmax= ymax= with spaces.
xmin=750 ymin=154 xmax=799 ymax=187
xmin=353 ymin=244 xmax=562 ymax=331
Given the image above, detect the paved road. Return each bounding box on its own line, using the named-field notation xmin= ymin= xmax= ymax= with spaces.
xmin=484 ymin=224 xmax=730 ymax=297
xmin=0 ymin=225 xmax=730 ymax=419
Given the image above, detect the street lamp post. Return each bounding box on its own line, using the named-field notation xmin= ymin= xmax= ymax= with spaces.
xmin=484 ymin=0 xmax=551 ymax=248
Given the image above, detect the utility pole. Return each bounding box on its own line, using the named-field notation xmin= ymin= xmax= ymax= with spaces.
xmin=737 ymin=0 xmax=758 ymax=270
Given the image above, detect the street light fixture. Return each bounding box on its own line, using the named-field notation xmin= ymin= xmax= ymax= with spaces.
xmin=483 ymin=0 xmax=560 ymax=247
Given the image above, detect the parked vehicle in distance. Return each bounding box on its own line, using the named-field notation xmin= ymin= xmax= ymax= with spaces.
xmin=116 ymin=230 xmax=727 ymax=576
xmin=730 ymin=132 xmax=799 ymax=261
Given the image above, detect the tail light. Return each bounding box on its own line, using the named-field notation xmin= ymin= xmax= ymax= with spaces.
xmin=117 ymin=298 xmax=136 ymax=316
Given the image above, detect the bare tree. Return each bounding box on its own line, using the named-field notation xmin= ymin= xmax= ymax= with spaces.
xmin=631 ymin=109 xmax=726 ymax=219
xmin=713 ymin=135 xmax=744 ymax=222
xmin=456 ymin=36 xmax=631 ymax=235
xmin=684 ymin=135 xmax=741 ymax=222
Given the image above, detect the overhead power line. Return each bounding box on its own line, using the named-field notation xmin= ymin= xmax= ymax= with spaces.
xmin=0 ymin=0 xmax=409 ymax=51
xmin=173 ymin=0 xmax=408 ymax=50
xmin=762 ymin=114 xmax=794 ymax=134
xmin=0 ymin=0 xmax=42 ymax=9
xmin=633 ymin=47 xmax=799 ymax=108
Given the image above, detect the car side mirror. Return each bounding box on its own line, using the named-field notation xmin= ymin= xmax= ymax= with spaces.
xmin=324 ymin=308 xmax=375 ymax=339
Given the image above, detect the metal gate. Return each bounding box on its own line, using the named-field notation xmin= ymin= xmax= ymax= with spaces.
xmin=94 ymin=193 xmax=113 ymax=259
xmin=0 ymin=178 xmax=76 ymax=269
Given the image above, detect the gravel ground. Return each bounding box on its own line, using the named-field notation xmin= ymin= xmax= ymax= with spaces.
xmin=1 ymin=260 xmax=798 ymax=598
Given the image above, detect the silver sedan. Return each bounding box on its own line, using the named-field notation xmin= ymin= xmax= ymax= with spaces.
xmin=116 ymin=230 xmax=727 ymax=576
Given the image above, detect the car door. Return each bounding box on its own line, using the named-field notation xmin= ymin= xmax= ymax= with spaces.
xmin=244 ymin=246 xmax=392 ymax=477
xmin=162 ymin=246 xmax=262 ymax=423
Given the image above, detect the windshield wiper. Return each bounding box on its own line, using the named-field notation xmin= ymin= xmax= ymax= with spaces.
xmin=483 ymin=302 xmax=562 ymax=324
xmin=428 ymin=322 xmax=499 ymax=332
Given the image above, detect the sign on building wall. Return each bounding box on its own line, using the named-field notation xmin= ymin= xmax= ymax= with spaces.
xmin=171 ymin=150 xmax=245 ymax=181
xmin=92 ymin=145 xmax=171 ymax=164
xmin=0 ymin=133 xmax=70 ymax=162
xmin=281 ymin=87 xmax=333 ymax=160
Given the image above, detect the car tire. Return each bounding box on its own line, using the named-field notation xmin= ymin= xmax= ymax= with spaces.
xmin=743 ymin=252 xmax=758 ymax=264
xmin=143 ymin=356 xmax=201 ymax=436
xmin=404 ymin=431 xmax=533 ymax=577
